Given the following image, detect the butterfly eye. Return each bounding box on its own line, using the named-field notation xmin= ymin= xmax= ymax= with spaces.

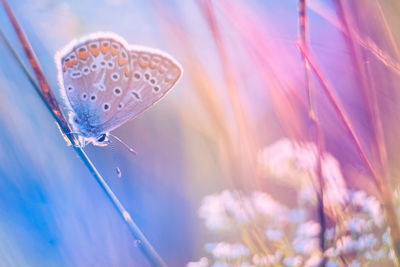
xmin=150 ymin=78 xmax=156 ymax=85
xmin=97 ymin=134 xmax=107 ymax=142
xmin=67 ymin=85 xmax=74 ymax=91
xmin=100 ymin=60 xmax=106 ymax=68
xmin=144 ymin=73 xmax=150 ymax=80
xmin=90 ymin=94 xmax=97 ymax=102
xmin=74 ymin=117 xmax=79 ymax=123
xmin=117 ymin=103 xmax=124 ymax=110
xmin=134 ymin=72 xmax=141 ymax=80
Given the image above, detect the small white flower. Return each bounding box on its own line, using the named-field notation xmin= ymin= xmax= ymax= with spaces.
xmin=265 ymin=228 xmax=282 ymax=241
xmin=324 ymin=247 xmax=337 ymax=258
xmin=253 ymin=252 xmax=281 ymax=265
xmin=283 ymin=256 xmax=302 ymax=266
xmin=294 ymin=237 xmax=319 ymax=254
xmin=356 ymin=233 xmax=377 ymax=250
xmin=187 ymin=257 xmax=209 ymax=267
xmin=382 ymin=230 xmax=390 ymax=245
xmin=252 ymin=191 xmax=289 ymax=221
xmin=326 ymin=261 xmax=338 ymax=267
xmin=336 ymin=235 xmax=355 ymax=253
xmin=349 ymin=260 xmax=360 ymax=267
xmin=321 ymin=154 xmax=349 ymax=206
xmin=211 ymin=242 xmax=250 ymax=259
xmin=289 ymin=209 xmax=307 ymax=223
xmin=252 ymin=255 xmax=267 ymax=265
xmin=363 ymin=196 xmax=384 ymax=227
xmin=350 ymin=190 xmax=367 ymax=206
xmin=198 ymin=190 xmax=255 ymax=231
xmin=304 ymin=254 xmax=322 ymax=267
xmin=297 ymin=221 xmax=321 ymax=237
xmin=345 ymin=217 xmax=372 ymax=233
xmin=198 ymin=192 xmax=233 ymax=231
xmin=212 ymin=262 xmax=229 ymax=267
xmin=364 ymin=249 xmax=385 ymax=260
xmin=324 ymin=228 xmax=334 ymax=240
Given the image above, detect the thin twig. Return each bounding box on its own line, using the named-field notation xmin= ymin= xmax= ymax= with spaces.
xmin=298 ymin=1 xmax=326 ymax=265
xmin=0 ymin=1 xmax=166 ymax=266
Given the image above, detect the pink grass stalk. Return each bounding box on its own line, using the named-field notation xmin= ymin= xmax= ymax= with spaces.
xmin=197 ymin=0 xmax=260 ymax=186
xmin=213 ymin=0 xmax=310 ymax=141
xmin=298 ymin=0 xmax=327 ymax=263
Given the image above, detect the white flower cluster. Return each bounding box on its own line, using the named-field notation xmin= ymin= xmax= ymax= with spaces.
xmin=322 ymin=190 xmax=391 ymax=264
xmin=258 ymin=138 xmax=349 ymax=209
xmin=198 ymin=190 xmax=289 ymax=231
xmin=188 ymin=138 xmax=394 ymax=267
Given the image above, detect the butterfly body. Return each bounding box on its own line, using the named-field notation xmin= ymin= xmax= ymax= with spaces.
xmin=56 ymin=32 xmax=182 ymax=147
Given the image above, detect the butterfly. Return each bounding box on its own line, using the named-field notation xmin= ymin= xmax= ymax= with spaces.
xmin=55 ymin=32 xmax=182 ymax=147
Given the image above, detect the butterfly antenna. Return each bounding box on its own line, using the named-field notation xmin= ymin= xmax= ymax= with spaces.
xmin=109 ymin=133 xmax=137 ymax=155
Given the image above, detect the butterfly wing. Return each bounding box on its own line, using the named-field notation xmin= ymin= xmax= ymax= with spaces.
xmin=96 ymin=47 xmax=182 ymax=133
xmin=56 ymin=32 xmax=182 ymax=140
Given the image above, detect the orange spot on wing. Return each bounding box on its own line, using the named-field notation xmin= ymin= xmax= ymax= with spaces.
xmin=71 ymin=59 xmax=78 ymax=65
xmin=88 ymin=46 xmax=100 ymax=57
xmin=111 ymin=46 xmax=119 ymax=56
xmin=139 ymin=61 xmax=147 ymax=68
xmin=118 ymin=57 xmax=127 ymax=66
xmin=77 ymin=51 xmax=89 ymax=60
xmin=65 ymin=59 xmax=73 ymax=67
xmin=63 ymin=65 xmax=67 ymax=72
xmin=150 ymin=62 xmax=157 ymax=69
xmin=124 ymin=68 xmax=129 ymax=77
xmin=100 ymin=44 xmax=109 ymax=54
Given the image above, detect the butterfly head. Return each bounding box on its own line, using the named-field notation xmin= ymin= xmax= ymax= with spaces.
xmin=69 ymin=112 xmax=109 ymax=146
xmin=92 ymin=133 xmax=110 ymax=146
